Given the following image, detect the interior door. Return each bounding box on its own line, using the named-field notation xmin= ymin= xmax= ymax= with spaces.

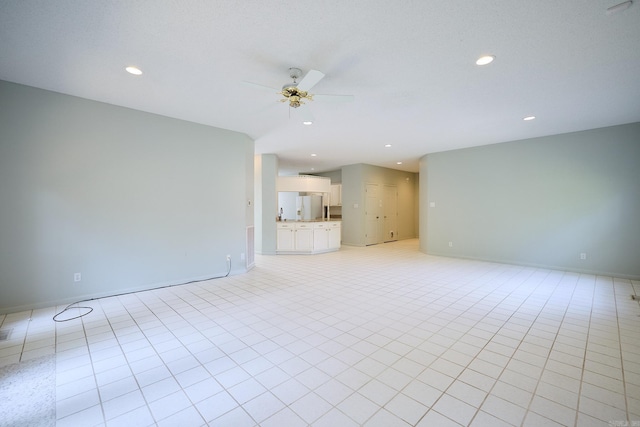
xmin=365 ymin=183 xmax=380 ymax=245
xmin=383 ymin=185 xmax=398 ymax=242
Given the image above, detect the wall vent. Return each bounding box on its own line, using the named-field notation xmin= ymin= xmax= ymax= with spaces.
xmin=246 ymin=226 xmax=255 ymax=270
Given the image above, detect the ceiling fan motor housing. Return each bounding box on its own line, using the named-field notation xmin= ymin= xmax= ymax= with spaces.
xmin=288 ymin=67 xmax=303 ymax=81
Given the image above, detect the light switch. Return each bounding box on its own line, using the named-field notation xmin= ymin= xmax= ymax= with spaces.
xmin=353 ymin=203 xmax=359 ymax=208
xmin=430 ymin=202 xmax=436 ymax=208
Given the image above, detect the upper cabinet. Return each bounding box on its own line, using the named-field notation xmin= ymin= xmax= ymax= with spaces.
xmin=329 ymin=184 xmax=342 ymax=206
xmin=277 ymin=175 xmax=331 ymax=193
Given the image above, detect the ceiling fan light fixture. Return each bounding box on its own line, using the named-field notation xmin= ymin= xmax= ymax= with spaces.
xmin=280 ymin=85 xmax=311 ymax=108
xmin=476 ymin=55 xmax=495 ymax=66
xmin=289 ymin=96 xmax=302 ymax=108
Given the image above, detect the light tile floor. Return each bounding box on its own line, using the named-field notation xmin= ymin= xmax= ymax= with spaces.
xmin=1 ymin=239 xmax=639 ymax=426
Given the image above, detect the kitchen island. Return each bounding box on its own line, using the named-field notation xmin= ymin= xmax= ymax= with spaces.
xmin=276 ymin=220 xmax=341 ymax=254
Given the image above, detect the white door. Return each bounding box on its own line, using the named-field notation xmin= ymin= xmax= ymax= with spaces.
xmin=383 ymin=185 xmax=398 ymax=242
xmin=365 ymin=184 xmax=380 ymax=245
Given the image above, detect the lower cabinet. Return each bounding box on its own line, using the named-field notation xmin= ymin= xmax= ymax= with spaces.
xmin=313 ymin=223 xmax=330 ymax=252
xmin=328 ymin=222 xmax=341 ymax=248
xmin=313 ymin=222 xmax=341 ymax=252
xmin=277 ymin=221 xmax=341 ymax=254
xmin=294 ymin=223 xmax=314 ymax=252
xmin=276 ymin=223 xmax=295 ymax=251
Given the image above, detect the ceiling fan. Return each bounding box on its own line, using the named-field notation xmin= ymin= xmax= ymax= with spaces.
xmin=244 ymin=67 xmax=354 ymax=115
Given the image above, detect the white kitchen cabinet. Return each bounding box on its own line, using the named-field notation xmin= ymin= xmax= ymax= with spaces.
xmin=328 ymin=221 xmax=341 ymax=248
xmin=294 ymin=223 xmax=314 ymax=252
xmin=330 ymin=184 xmax=342 ymax=206
xmin=277 ymin=221 xmax=341 ymax=254
xmin=276 ymin=223 xmax=295 ymax=251
xmin=313 ymin=223 xmax=330 ymax=251
xmin=314 ymin=221 xmax=341 ymax=252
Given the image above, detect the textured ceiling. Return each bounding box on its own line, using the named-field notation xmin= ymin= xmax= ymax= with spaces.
xmin=1 ymin=1 xmax=639 ymax=173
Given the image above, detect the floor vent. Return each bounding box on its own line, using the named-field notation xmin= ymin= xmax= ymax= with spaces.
xmin=0 ymin=329 xmax=12 ymax=341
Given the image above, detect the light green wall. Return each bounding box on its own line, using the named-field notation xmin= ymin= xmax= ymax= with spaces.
xmin=0 ymin=81 xmax=254 ymax=313
xmin=420 ymin=122 xmax=640 ymax=279
xmin=255 ymin=154 xmax=278 ymax=254
xmin=341 ymin=164 xmax=419 ymax=246
xmin=341 ymin=164 xmax=365 ymax=245
xmin=314 ymin=169 xmax=342 ymax=184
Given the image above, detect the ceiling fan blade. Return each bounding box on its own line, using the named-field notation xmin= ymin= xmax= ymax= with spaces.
xmin=242 ymin=81 xmax=280 ymax=93
xmin=313 ymin=94 xmax=355 ymax=103
xmin=297 ymin=69 xmax=325 ymax=92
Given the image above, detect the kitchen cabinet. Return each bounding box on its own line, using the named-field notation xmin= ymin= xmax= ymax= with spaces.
xmin=276 ymin=223 xmax=295 ymax=251
xmin=330 ymin=184 xmax=342 ymax=206
xmin=314 ymin=222 xmax=341 ymax=252
xmin=328 ymin=222 xmax=341 ymax=248
xmin=277 ymin=221 xmax=341 ymax=254
xmin=294 ymin=223 xmax=314 ymax=251
xmin=313 ymin=223 xmax=330 ymax=251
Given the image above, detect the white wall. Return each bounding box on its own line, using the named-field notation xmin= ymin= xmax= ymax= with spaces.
xmin=420 ymin=123 xmax=640 ymax=279
xmin=0 ymin=81 xmax=254 ymax=313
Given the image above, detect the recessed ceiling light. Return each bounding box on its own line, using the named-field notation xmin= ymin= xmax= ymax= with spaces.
xmin=303 ymin=121 xmax=313 ymax=125
xmin=476 ymin=55 xmax=495 ymax=66
xmin=385 ymin=144 xmax=392 ymax=148
xmin=125 ymin=66 xmax=143 ymax=75
xmin=311 ymin=153 xmax=317 ymax=157
xmin=523 ymin=115 xmax=536 ymax=121
xmin=396 ymin=161 xmax=403 ymax=165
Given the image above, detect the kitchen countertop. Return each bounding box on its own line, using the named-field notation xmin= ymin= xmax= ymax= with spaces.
xmin=277 ymin=219 xmax=341 ymax=223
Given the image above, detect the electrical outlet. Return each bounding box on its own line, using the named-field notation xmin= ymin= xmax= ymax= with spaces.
xmin=580 ymin=252 xmax=587 ymax=260
xmin=74 ymin=273 xmax=81 ymax=282
xmin=448 ymin=241 xmax=453 ymax=247
xmin=226 ymin=254 xmax=231 ymax=261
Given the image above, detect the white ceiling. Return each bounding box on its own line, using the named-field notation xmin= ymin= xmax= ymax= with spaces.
xmin=1 ymin=1 xmax=639 ymax=174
